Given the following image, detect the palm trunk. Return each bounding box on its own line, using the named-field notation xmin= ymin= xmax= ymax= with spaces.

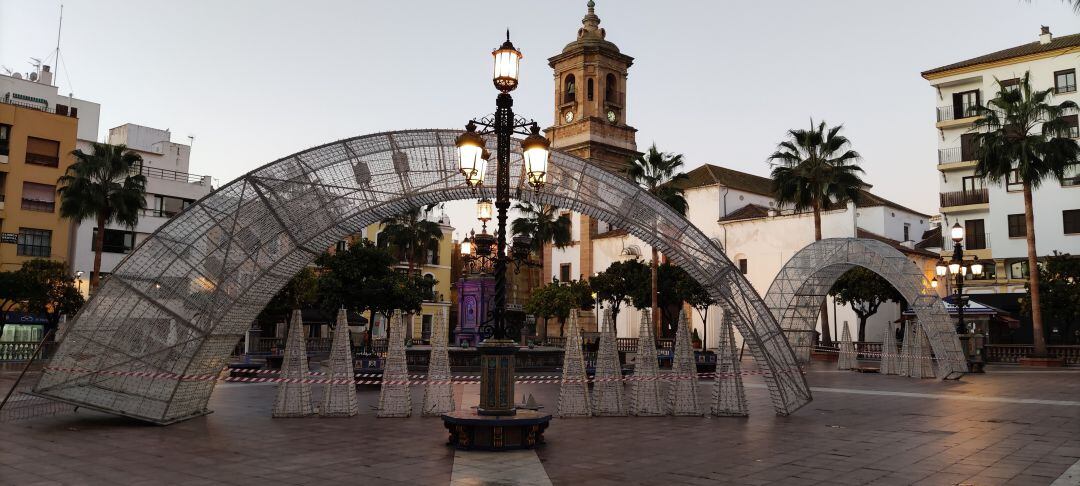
xmin=651 ymin=247 xmax=660 ymax=341
xmin=90 ymin=214 xmax=107 ymax=292
xmin=1023 ymin=182 xmax=1047 ymax=356
xmin=812 ymin=200 xmax=832 ymax=347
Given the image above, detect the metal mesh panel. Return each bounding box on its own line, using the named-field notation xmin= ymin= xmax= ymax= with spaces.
xmin=37 ymin=128 xmax=811 ymax=423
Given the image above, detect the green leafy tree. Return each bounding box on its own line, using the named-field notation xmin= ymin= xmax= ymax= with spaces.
xmin=971 ymin=72 xmax=1079 ymax=356
xmin=769 ymin=119 xmax=866 ymax=346
xmin=511 ymin=202 xmax=572 ymax=286
xmin=257 ymin=266 xmax=321 ymax=332
xmin=678 ymin=270 xmax=716 ymax=349
xmin=591 ymin=259 xmax=649 ymax=335
xmin=12 ymin=260 xmax=85 ymax=337
xmin=628 ymin=144 xmax=688 ymax=338
xmin=0 ymin=270 xmax=31 ymax=339
xmin=525 ymin=279 xmax=593 ymax=338
xmin=316 ymin=239 xmax=398 ymax=346
xmin=828 ymin=267 xmax=903 ymax=342
xmin=1020 ymin=252 xmax=1080 ymax=343
xmin=379 ymin=208 xmax=443 ymax=276
xmin=57 ymin=142 xmax=147 ymax=291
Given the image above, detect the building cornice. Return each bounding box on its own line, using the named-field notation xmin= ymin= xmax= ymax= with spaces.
xmin=922 ymin=46 xmax=1080 ymax=81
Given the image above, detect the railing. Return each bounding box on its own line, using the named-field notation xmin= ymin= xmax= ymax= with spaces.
xmin=0 ymin=96 xmax=78 ymax=118
xmin=141 ymin=208 xmax=178 ymax=218
xmin=24 ymin=153 xmax=59 ymax=167
xmin=940 ymin=188 xmax=989 ymax=207
xmin=132 ymin=165 xmax=208 ymax=185
xmin=985 ymin=345 xmax=1080 ymax=365
xmin=551 ymin=336 xmax=675 ymax=352
xmin=936 ymin=102 xmax=979 ymax=122
xmin=0 ymin=341 xmax=59 ymax=361
xmin=253 ymin=337 xmax=333 ymax=355
xmin=938 ymin=147 xmax=964 ymax=164
xmin=20 ymin=198 xmax=55 ymax=212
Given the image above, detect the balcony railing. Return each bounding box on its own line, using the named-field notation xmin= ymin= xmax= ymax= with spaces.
xmin=938 ymin=147 xmax=963 ymax=164
xmin=24 ymin=153 xmax=59 ymax=167
xmin=21 ymin=198 xmax=55 ymax=212
xmin=940 ymin=188 xmax=988 ymax=207
xmin=0 ymin=95 xmax=79 ymax=118
xmin=131 ymin=165 xmax=208 ymax=184
xmin=936 ymin=102 xmax=979 ymax=122
xmin=985 ymin=345 xmax=1079 ymax=365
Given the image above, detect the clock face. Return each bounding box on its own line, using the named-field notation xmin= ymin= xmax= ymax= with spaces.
xmin=607 ymin=110 xmax=617 ymax=123
xmin=564 ymin=111 xmax=574 ymax=123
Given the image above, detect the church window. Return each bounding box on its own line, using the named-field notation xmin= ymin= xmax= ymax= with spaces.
xmin=605 ymin=73 xmax=617 ymax=103
xmin=564 ymin=74 xmax=576 ymax=103
xmin=587 ymin=78 xmax=594 ymax=101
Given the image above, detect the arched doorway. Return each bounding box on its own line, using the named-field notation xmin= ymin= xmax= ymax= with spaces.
xmin=36 ymin=129 xmax=810 ymax=424
xmin=763 ymin=238 xmax=967 ymax=379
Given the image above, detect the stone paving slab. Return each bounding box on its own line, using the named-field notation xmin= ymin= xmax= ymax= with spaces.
xmin=1 ymin=363 xmax=1078 ymax=485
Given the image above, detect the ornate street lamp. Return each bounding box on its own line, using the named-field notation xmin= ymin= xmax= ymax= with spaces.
xmin=935 ymin=222 xmax=985 ymax=334
xmin=477 ymin=198 xmax=494 ymax=232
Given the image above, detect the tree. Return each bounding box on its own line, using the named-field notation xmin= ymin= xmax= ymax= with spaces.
xmin=256 ymin=266 xmax=320 ymax=331
xmin=11 ymin=260 xmax=85 ymax=338
xmin=525 ymin=279 xmax=593 ymax=338
xmin=316 ymin=239 xmax=398 ymax=347
xmin=628 ymin=143 xmax=688 ymax=339
xmin=1020 ymin=252 xmax=1080 ymax=344
xmin=0 ymin=270 xmax=32 ymax=339
xmin=828 ymin=267 xmax=903 ymax=342
xmin=379 ymin=207 xmax=443 ymax=276
xmin=970 ymin=72 xmax=1079 ymax=356
xmin=511 ymin=202 xmax=572 ymax=286
xmin=57 ymin=142 xmax=147 ymax=291
xmin=678 ymin=270 xmax=716 ymax=350
xmin=591 ymin=259 xmax=649 ymax=335
xmin=769 ymin=119 xmax=865 ymax=346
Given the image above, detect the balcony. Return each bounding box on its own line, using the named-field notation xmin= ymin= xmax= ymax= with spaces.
xmin=131 ymin=165 xmax=209 ymax=185
xmin=0 ymin=95 xmax=79 ymax=118
xmin=21 ymin=198 xmax=55 ymax=212
xmin=935 ymin=102 xmax=980 ymax=129
xmin=940 ymin=189 xmax=988 ymax=208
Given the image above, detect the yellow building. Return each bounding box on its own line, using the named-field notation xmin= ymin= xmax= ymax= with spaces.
xmin=0 ymin=99 xmax=79 ymax=272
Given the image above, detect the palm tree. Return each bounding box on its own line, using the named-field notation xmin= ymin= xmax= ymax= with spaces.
xmin=511 ymin=202 xmax=572 ymax=285
xmin=57 ymin=143 xmax=147 ymax=291
xmin=379 ymin=207 xmax=444 ymax=276
xmin=970 ymin=72 xmax=1079 ymax=357
xmin=769 ymin=120 xmax=865 ymax=347
xmin=628 ymin=143 xmax=688 ymax=339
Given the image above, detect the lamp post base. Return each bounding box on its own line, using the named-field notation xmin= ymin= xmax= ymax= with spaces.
xmin=442 ymin=409 xmax=552 ymax=451
xmin=477 ymin=339 xmax=518 ymax=416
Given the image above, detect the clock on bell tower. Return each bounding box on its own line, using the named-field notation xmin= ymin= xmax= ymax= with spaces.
xmin=546 ymin=0 xmax=638 ymax=174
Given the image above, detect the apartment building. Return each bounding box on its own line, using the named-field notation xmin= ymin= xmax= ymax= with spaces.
xmin=921 ymin=26 xmax=1080 ymax=304
xmin=69 ymin=124 xmax=214 ymax=291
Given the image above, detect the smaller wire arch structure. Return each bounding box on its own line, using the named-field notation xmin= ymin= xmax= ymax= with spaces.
xmin=762 ymin=238 xmax=968 ymax=379
xmin=33 ymin=129 xmax=811 ymax=424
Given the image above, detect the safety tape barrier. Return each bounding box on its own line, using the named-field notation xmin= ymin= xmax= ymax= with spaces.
xmin=812 ymin=345 xmax=946 ymax=361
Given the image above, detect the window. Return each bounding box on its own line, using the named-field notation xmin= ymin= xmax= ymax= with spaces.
xmin=20 ymin=182 xmax=55 ymax=212
xmin=0 ymin=124 xmax=10 ymax=156
xmin=738 ymin=258 xmax=748 ymax=275
xmin=960 ymin=133 xmax=978 ymax=161
xmin=1000 ymin=78 xmax=1020 ymax=92
xmin=953 ymin=90 xmax=979 ymax=119
xmin=91 ymin=228 xmax=135 ymax=253
xmin=1055 ymin=69 xmax=1077 ymax=94
xmin=1064 ymin=209 xmax=1080 ymax=235
xmin=561 ymin=211 xmax=572 ymax=234
xmin=961 ymin=176 xmax=982 ymax=193
xmin=903 ymin=223 xmax=911 ymax=242
xmin=16 ymin=228 xmax=51 ymax=257
xmin=426 ymin=244 xmax=440 ymax=265
xmin=965 ymin=219 xmax=986 ymax=250
xmin=559 ymin=263 xmax=571 ymax=282
xmin=335 ymin=240 xmax=347 ymax=253
xmin=1007 ymin=214 xmax=1026 ymax=238
xmin=421 ymin=314 xmax=433 ymax=343
xmin=970 ymin=261 xmax=997 ymax=280
xmin=563 ymin=74 xmax=576 ymax=104
xmin=1064 ymin=114 xmax=1079 ymax=139
xmin=55 ymin=104 xmax=68 ymax=116
xmin=1006 ymin=170 xmax=1023 ymax=192
xmin=153 ymin=195 xmax=194 ymax=217
xmin=586 ymin=78 xmax=594 ymax=101
xmin=25 ymin=137 xmax=60 ymax=167
xmin=1008 ymin=260 xmax=1029 ymax=279
xmin=605 ymin=73 xmax=617 ymax=103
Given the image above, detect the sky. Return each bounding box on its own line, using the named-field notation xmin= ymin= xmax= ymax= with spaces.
xmin=2 ymin=0 xmax=1077 ymax=240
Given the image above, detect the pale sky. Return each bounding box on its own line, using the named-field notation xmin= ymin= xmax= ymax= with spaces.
xmin=2 ymin=0 xmax=1076 ymax=239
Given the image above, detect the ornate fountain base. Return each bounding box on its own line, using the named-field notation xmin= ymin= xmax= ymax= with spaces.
xmin=442 ymin=409 xmax=552 ymax=450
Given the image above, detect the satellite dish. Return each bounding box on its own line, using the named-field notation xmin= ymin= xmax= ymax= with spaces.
xmin=28 ymin=72 xmax=38 ymax=82
xmin=12 ymin=72 xmax=22 ymax=79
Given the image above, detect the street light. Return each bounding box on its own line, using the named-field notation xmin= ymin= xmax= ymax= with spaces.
xmin=950 ymin=222 xmax=965 ymax=243
xmin=935 ymin=221 xmax=985 ymax=335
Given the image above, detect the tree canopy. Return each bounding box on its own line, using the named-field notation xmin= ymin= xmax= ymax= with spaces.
xmin=1020 ymin=252 xmax=1079 ymax=342
xmin=828 ymin=267 xmax=902 ymax=342
xmin=591 ymin=259 xmax=649 ymax=321
xmin=0 ymin=260 xmax=85 ymax=339
xmin=525 ymin=279 xmax=594 ymax=337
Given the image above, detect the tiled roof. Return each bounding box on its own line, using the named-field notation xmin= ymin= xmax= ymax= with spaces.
xmin=853 ymin=190 xmax=931 ymax=219
xmin=915 ymin=226 xmax=943 ymax=250
xmin=672 ymin=164 xmax=774 ymax=197
xmin=921 ymin=32 xmax=1080 ymax=78
xmin=718 ymin=204 xmax=771 ymax=222
xmin=856 ymin=229 xmax=939 ymax=259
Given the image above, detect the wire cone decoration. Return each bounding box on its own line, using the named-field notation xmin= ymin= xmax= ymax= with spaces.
xmin=837 ymin=321 xmax=857 ymax=370
xmin=557 ymin=310 xmax=592 ymax=417
xmin=320 ymin=309 xmax=359 ymax=417
xmin=592 ymin=308 xmax=626 ymax=416
xmin=668 ymin=310 xmax=703 ymax=416
xmin=629 ymin=309 xmax=665 ymax=416
xmin=911 ymin=324 xmax=936 ymax=379
xmin=898 ymin=323 xmax=916 ymax=378
xmin=711 ymin=313 xmax=749 ymax=417
xmin=273 ymin=309 xmax=314 ymax=418
xmin=879 ymin=322 xmax=901 ymax=375
xmin=377 ymin=310 xmax=412 ymax=417
xmin=423 ymin=307 xmax=455 ymax=416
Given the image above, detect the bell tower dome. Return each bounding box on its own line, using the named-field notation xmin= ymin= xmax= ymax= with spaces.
xmin=546 ymin=0 xmax=638 ymax=174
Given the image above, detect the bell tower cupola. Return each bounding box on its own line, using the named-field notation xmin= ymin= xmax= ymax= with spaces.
xmin=546 ymin=0 xmax=638 ymax=173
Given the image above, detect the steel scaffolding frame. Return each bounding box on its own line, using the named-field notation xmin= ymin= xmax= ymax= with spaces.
xmin=762 ymin=238 xmax=967 ymax=379
xmin=34 ymin=129 xmax=810 ymax=424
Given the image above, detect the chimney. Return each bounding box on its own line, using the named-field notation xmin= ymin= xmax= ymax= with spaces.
xmin=38 ymin=65 xmax=53 ymax=85
xmin=1039 ymin=26 xmax=1052 ymax=45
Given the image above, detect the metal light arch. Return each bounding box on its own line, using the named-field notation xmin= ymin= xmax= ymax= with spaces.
xmin=762 ymin=238 xmax=968 ymax=379
xmin=36 ymin=129 xmax=810 ymax=424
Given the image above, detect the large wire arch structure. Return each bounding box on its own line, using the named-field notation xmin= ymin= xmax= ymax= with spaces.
xmin=762 ymin=238 xmax=968 ymax=379
xmin=35 ymin=129 xmax=811 ymax=424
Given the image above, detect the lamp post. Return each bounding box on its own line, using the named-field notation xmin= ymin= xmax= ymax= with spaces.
xmin=935 ymin=222 xmax=984 ymax=335
xmin=453 ymin=32 xmax=549 ymax=418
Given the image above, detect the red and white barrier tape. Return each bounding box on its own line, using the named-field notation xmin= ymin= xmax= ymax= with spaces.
xmin=812 ymin=345 xmax=946 ymax=361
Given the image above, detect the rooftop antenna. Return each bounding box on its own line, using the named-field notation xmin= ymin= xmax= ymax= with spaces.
xmin=54 ymin=4 xmax=63 ymax=85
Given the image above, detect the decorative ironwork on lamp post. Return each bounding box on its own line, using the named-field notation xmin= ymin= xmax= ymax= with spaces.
xmin=454 ymin=31 xmax=550 ymax=417
xmin=935 ymin=222 xmax=985 ymax=335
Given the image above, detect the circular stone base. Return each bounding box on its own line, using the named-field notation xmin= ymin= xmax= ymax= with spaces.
xmin=442 ymin=409 xmax=552 ymax=451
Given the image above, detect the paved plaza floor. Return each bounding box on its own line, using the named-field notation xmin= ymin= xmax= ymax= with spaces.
xmin=2 ymin=361 xmax=1079 ymax=485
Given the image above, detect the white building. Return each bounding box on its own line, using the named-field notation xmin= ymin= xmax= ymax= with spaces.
xmin=71 ymin=124 xmax=213 ymax=286
xmin=0 ymin=65 xmax=101 ymax=146
xmin=920 ymin=26 xmax=1079 ymax=328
